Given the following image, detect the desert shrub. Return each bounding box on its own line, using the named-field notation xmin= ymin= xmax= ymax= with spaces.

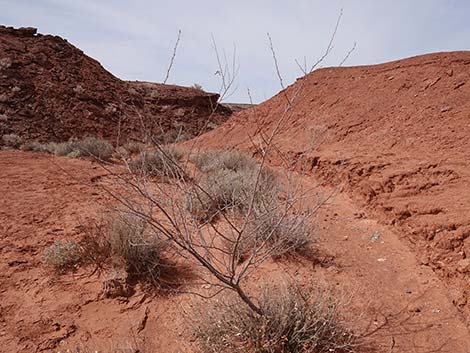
xmin=53 ymin=140 xmax=80 ymax=157
xmin=123 ymin=141 xmax=146 ymax=154
xmin=42 ymin=240 xmax=81 ymax=273
xmin=53 ymin=137 xmax=113 ymax=160
xmin=248 ymin=211 xmax=312 ymax=258
xmin=129 ymin=146 xmax=185 ymax=180
xmin=195 ymin=284 xmax=356 ymax=353
xmin=191 ymin=149 xmax=258 ymax=173
xmin=78 ymin=136 xmax=114 ymax=160
xmin=82 ymin=213 xmax=172 ymax=288
xmin=21 ymin=141 xmax=57 ymax=153
xmin=2 ymin=133 xmax=22 ymax=148
xmin=152 ymin=129 xmax=190 ymax=144
xmin=192 ymin=83 xmax=204 ymax=91
xmin=186 ymin=165 xmax=278 ymax=221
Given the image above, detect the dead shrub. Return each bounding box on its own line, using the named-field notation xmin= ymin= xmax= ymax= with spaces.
xmin=129 ymin=146 xmax=185 ymax=180
xmin=2 ymin=133 xmax=22 ymax=148
xmin=42 ymin=240 xmax=81 ymax=273
xmin=195 ymin=284 xmax=356 ymax=353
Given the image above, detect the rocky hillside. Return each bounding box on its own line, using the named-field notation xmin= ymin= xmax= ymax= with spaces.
xmin=0 ymin=26 xmax=231 ymax=143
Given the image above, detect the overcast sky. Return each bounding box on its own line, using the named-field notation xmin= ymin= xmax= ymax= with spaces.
xmin=1 ymin=0 xmax=470 ymax=102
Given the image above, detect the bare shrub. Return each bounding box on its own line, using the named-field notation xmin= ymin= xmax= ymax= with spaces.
xmin=129 ymin=146 xmax=185 ymax=180
xmin=42 ymin=240 xmax=81 ymax=273
xmin=195 ymin=284 xmax=356 ymax=353
xmin=2 ymin=133 xmax=22 ymax=148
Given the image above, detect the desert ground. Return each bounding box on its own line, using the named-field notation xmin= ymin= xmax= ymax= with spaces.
xmin=2 ymin=26 xmax=470 ymax=353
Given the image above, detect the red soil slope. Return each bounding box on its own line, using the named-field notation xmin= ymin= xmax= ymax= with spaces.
xmin=196 ymin=51 xmax=470 ymax=316
xmin=3 ymin=151 xmax=470 ymax=352
xmin=0 ymin=26 xmax=230 ymax=143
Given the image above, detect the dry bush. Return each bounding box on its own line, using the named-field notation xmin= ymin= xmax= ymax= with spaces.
xmin=248 ymin=210 xmax=313 ymax=258
xmin=81 ymin=213 xmax=175 ymax=289
xmin=129 ymin=146 xmax=185 ymax=180
xmin=123 ymin=141 xmax=147 ymax=155
xmin=2 ymin=133 xmax=22 ymax=148
xmin=42 ymin=240 xmax=81 ymax=273
xmin=186 ymin=165 xmax=278 ymax=221
xmin=191 ymin=149 xmax=258 ymax=173
xmin=54 ymin=137 xmax=113 ymax=160
xmin=21 ymin=141 xmax=57 ymax=153
xmin=78 ymin=136 xmax=114 ymax=160
xmin=53 ymin=140 xmax=80 ymax=157
xmin=195 ymin=284 xmax=356 ymax=353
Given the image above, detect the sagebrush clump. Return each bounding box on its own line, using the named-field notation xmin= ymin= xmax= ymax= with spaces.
xmin=81 ymin=213 xmax=174 ymax=289
xmin=54 ymin=137 xmax=113 ymax=160
xmin=42 ymin=240 xmax=81 ymax=273
xmin=195 ymin=284 xmax=356 ymax=353
xmin=2 ymin=133 xmax=22 ymax=149
xmin=129 ymin=146 xmax=185 ymax=180
xmin=187 ymin=150 xmax=278 ymax=221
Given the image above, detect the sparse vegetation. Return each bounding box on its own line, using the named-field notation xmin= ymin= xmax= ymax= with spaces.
xmin=42 ymin=240 xmax=81 ymax=273
xmin=191 ymin=149 xmax=258 ymax=173
xmin=186 ymin=152 xmax=278 ymax=221
xmin=248 ymin=210 xmax=313 ymax=258
xmin=53 ymin=137 xmax=113 ymax=160
xmin=81 ymin=213 xmax=175 ymax=289
xmin=21 ymin=140 xmax=57 ymax=153
xmin=195 ymin=284 xmax=356 ymax=353
xmin=129 ymin=146 xmax=185 ymax=180
xmin=2 ymin=133 xmax=22 ymax=149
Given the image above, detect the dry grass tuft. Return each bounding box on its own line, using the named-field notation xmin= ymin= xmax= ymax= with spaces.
xmin=2 ymin=133 xmax=22 ymax=149
xmin=129 ymin=146 xmax=185 ymax=180
xmin=195 ymin=284 xmax=357 ymax=353
xmin=186 ymin=163 xmax=278 ymax=221
xmin=54 ymin=137 xmax=113 ymax=161
xmin=42 ymin=240 xmax=81 ymax=273
xmin=81 ymin=213 xmax=177 ymax=290
xmin=191 ymin=149 xmax=257 ymax=173
xmin=248 ymin=210 xmax=313 ymax=258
